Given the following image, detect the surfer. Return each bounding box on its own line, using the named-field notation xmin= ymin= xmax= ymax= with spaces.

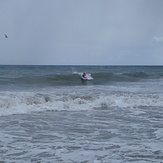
xmin=5 ymin=34 xmax=8 ymax=38
xmin=81 ymin=73 xmax=93 ymax=81
xmin=82 ymin=73 xmax=86 ymax=78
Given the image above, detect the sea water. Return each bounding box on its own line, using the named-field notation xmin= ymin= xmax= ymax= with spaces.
xmin=0 ymin=65 xmax=163 ymax=163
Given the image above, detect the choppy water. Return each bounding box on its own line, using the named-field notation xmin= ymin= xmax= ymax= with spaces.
xmin=0 ymin=65 xmax=163 ymax=162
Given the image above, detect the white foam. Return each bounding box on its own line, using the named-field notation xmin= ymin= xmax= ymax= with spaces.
xmin=133 ymin=110 xmax=146 ymax=115
xmin=154 ymin=128 xmax=163 ymax=140
xmin=1 ymin=91 xmax=163 ymax=116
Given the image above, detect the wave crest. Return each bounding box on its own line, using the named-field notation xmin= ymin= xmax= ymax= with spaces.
xmin=0 ymin=92 xmax=163 ymax=116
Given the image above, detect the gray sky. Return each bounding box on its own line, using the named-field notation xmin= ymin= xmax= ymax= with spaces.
xmin=0 ymin=0 xmax=163 ymax=65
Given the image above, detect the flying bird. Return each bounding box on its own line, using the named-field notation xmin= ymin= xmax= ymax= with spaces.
xmin=5 ymin=34 xmax=8 ymax=38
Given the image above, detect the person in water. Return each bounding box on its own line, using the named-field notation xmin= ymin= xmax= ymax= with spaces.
xmin=82 ymin=73 xmax=86 ymax=78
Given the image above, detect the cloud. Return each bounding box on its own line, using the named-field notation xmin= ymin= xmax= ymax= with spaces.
xmin=153 ymin=36 xmax=163 ymax=43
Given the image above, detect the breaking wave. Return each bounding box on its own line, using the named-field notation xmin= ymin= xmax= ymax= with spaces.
xmin=1 ymin=91 xmax=163 ymax=116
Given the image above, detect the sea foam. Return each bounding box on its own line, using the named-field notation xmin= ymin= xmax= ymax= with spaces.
xmin=1 ymin=91 xmax=163 ymax=116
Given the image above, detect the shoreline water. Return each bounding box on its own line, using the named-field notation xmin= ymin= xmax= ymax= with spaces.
xmin=0 ymin=106 xmax=162 ymax=163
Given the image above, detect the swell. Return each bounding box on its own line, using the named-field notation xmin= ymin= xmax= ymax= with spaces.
xmin=0 ymin=71 xmax=162 ymax=87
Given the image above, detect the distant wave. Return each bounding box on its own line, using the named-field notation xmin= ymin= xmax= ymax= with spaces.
xmin=122 ymin=72 xmax=149 ymax=78
xmin=0 ymin=71 xmax=163 ymax=88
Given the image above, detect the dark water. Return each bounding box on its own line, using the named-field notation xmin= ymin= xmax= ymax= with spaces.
xmin=0 ymin=65 xmax=163 ymax=89
xmin=0 ymin=65 xmax=163 ymax=162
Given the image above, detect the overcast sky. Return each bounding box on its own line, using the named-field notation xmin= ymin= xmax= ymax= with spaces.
xmin=0 ymin=0 xmax=163 ymax=65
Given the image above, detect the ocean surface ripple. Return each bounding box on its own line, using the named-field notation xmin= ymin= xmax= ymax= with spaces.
xmin=0 ymin=65 xmax=163 ymax=162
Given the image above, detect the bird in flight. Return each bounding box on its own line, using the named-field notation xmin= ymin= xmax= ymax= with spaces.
xmin=5 ymin=34 xmax=8 ymax=38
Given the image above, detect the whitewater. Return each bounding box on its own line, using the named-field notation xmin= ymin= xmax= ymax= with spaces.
xmin=0 ymin=65 xmax=163 ymax=162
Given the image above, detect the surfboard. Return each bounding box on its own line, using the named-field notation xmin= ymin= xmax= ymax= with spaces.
xmin=80 ymin=74 xmax=93 ymax=80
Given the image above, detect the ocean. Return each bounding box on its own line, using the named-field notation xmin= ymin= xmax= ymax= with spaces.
xmin=0 ymin=65 xmax=163 ymax=163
